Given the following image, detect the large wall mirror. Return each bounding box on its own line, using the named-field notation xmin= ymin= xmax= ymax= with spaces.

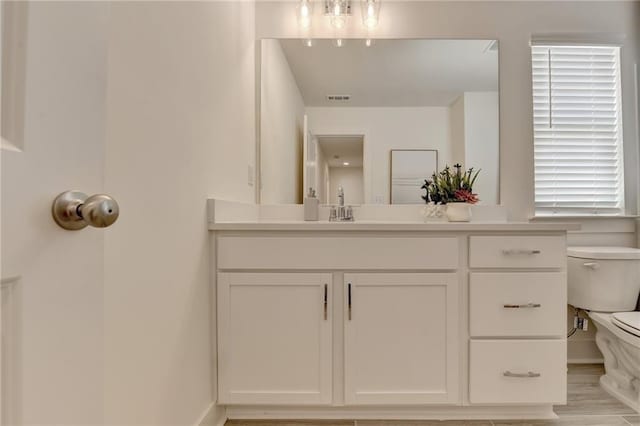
xmin=258 ymin=38 xmax=500 ymax=205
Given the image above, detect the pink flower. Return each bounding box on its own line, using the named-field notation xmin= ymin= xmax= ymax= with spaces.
xmin=454 ymin=189 xmax=479 ymax=204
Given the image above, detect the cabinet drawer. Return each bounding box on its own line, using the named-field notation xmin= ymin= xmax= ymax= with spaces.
xmin=469 ymin=340 xmax=566 ymax=404
xmin=218 ymin=237 xmax=459 ymax=270
xmin=470 ymin=273 xmax=566 ymax=337
xmin=469 ymin=236 xmax=566 ymax=269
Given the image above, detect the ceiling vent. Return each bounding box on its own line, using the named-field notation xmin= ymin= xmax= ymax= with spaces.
xmin=327 ymin=95 xmax=351 ymax=101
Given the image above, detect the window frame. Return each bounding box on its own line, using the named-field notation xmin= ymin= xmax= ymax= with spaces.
xmin=531 ymin=43 xmax=626 ymax=217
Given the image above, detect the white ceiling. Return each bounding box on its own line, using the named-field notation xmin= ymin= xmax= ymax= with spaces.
xmin=317 ymin=136 xmax=364 ymax=168
xmin=278 ymin=39 xmax=499 ymax=107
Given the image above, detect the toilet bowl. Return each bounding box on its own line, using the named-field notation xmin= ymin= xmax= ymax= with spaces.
xmin=568 ymin=246 xmax=640 ymax=413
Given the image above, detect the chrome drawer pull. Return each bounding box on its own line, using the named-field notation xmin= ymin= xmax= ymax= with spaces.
xmin=502 ymin=249 xmax=541 ymax=256
xmin=503 ymin=303 xmax=542 ymax=309
xmin=504 ymin=371 xmax=541 ymax=378
xmin=347 ymin=283 xmax=352 ymax=321
xmin=323 ymin=284 xmax=328 ymax=321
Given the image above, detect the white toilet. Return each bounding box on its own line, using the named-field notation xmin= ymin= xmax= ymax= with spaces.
xmin=568 ymin=246 xmax=640 ymax=413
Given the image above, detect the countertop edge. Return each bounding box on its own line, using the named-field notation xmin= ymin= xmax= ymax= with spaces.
xmin=208 ymin=221 xmax=581 ymax=232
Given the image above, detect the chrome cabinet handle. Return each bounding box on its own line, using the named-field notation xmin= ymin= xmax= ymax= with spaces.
xmin=504 ymin=371 xmax=541 ymax=378
xmin=323 ymin=284 xmax=328 ymax=320
xmin=52 ymin=190 xmax=119 ymax=230
xmin=502 ymin=249 xmax=541 ymax=256
xmin=503 ymin=303 xmax=542 ymax=309
xmin=347 ymin=283 xmax=352 ymax=321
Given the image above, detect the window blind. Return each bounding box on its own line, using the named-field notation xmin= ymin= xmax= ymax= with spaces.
xmin=532 ymin=45 xmax=624 ymax=216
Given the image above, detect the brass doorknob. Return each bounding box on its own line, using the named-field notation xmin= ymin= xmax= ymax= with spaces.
xmin=52 ymin=191 xmax=119 ymax=230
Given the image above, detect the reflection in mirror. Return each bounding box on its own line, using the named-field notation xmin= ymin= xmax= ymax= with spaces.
xmin=390 ymin=150 xmax=437 ymax=204
xmin=315 ymin=135 xmax=364 ymax=205
xmin=259 ymin=38 xmax=499 ymax=205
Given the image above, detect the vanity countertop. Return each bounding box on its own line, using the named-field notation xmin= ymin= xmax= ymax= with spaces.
xmin=208 ymin=220 xmax=580 ymax=232
xmin=206 ymin=199 xmax=580 ymax=232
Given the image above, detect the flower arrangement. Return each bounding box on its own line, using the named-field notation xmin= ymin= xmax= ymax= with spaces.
xmin=421 ymin=164 xmax=480 ymax=204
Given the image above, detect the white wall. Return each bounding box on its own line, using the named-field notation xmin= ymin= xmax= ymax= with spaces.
xmin=260 ymin=39 xmax=305 ymax=204
xmin=449 ymin=95 xmax=465 ymax=168
xmin=307 ymin=107 xmax=450 ymax=204
xmin=461 ymin=92 xmax=500 ymax=205
xmin=1 ymin=3 xmax=109 ymax=424
xmin=104 ymin=2 xmax=255 ymax=424
xmin=328 ymin=167 xmax=364 ymax=205
xmin=316 ymin=139 xmax=329 ymax=204
xmin=448 ymin=92 xmax=500 ymax=205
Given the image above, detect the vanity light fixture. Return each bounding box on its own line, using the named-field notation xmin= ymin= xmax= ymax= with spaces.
xmin=325 ymin=0 xmax=351 ymax=29
xmin=334 ymin=38 xmax=346 ymax=48
xmin=297 ymin=0 xmax=313 ymax=29
xmin=365 ymin=38 xmax=373 ymax=47
xmin=297 ymin=0 xmax=381 ymax=46
xmin=361 ymin=0 xmax=380 ymax=29
xmin=343 ymin=162 xmax=350 ymax=166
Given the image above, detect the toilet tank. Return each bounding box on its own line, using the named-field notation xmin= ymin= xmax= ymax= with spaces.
xmin=568 ymin=246 xmax=640 ymax=312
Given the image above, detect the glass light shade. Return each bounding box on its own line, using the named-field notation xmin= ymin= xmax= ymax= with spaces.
xmin=326 ymin=0 xmax=350 ymax=29
xmin=297 ymin=0 xmax=312 ymax=29
xmin=330 ymin=14 xmax=346 ymax=29
xmin=361 ymin=0 xmax=380 ymax=29
xmin=333 ymin=38 xmax=346 ymax=48
xmin=332 ymin=0 xmax=343 ymax=15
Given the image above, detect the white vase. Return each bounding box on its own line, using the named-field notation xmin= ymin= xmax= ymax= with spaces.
xmin=446 ymin=203 xmax=472 ymax=222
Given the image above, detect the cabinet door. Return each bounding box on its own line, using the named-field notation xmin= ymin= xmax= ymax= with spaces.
xmin=218 ymin=273 xmax=332 ymax=405
xmin=344 ymin=273 xmax=459 ymax=405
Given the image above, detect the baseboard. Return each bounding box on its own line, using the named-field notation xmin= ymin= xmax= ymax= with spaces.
xmin=225 ymin=405 xmax=558 ymax=420
xmin=195 ymin=402 xmax=227 ymax=426
xmin=568 ymin=338 xmax=603 ymax=364
xmin=568 ymin=358 xmax=604 ymax=364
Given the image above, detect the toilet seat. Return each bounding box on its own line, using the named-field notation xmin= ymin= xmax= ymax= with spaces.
xmin=612 ymin=312 xmax=640 ymax=338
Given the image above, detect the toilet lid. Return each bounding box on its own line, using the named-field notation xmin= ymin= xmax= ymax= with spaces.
xmin=612 ymin=312 xmax=640 ymax=337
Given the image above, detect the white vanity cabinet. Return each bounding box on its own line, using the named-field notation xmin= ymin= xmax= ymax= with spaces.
xmin=216 ymin=235 xmax=461 ymax=408
xmin=210 ymin=223 xmax=574 ymax=420
xmin=344 ymin=273 xmax=459 ymax=405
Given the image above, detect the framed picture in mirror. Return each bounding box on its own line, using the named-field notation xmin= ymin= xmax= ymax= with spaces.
xmin=390 ymin=149 xmax=438 ymax=205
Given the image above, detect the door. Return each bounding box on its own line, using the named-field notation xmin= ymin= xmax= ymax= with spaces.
xmin=1 ymin=3 xmax=109 ymax=424
xmin=302 ymin=114 xmax=318 ymax=197
xmin=218 ymin=273 xmax=333 ymax=405
xmin=344 ymin=273 xmax=459 ymax=405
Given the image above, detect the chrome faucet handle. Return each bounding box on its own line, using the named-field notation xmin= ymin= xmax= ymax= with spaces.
xmin=345 ymin=206 xmax=354 ymax=221
xmin=329 ymin=206 xmax=337 ymax=221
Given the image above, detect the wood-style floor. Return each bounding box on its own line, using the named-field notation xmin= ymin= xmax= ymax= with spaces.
xmin=225 ymin=364 xmax=640 ymax=426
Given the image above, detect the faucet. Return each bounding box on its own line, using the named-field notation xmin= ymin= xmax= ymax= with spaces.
xmin=338 ymin=185 xmax=345 ymax=207
xmin=329 ymin=185 xmax=354 ymax=222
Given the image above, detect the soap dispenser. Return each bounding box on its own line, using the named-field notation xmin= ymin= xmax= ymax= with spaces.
xmin=304 ymin=187 xmax=319 ymax=221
